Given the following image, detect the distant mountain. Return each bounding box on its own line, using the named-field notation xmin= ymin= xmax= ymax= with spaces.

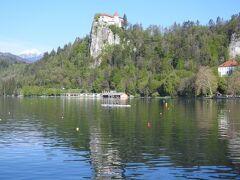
xmin=0 ymin=52 xmax=26 ymax=69
xmin=19 ymin=49 xmax=43 ymax=62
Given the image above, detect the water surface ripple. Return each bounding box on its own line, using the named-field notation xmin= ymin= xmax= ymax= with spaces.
xmin=0 ymin=97 xmax=240 ymax=179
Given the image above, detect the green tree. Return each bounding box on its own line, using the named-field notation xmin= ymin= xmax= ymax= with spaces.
xmin=217 ymin=76 xmax=227 ymax=94
xmin=123 ymin=14 xmax=128 ymax=29
xmin=227 ymin=71 xmax=240 ymax=95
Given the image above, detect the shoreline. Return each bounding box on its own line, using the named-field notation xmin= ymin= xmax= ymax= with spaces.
xmin=2 ymin=94 xmax=240 ymax=100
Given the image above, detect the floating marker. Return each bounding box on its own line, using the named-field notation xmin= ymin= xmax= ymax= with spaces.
xmin=76 ymin=127 xmax=79 ymax=131
xmin=147 ymin=122 xmax=151 ymax=128
xmin=165 ymin=102 xmax=168 ymax=108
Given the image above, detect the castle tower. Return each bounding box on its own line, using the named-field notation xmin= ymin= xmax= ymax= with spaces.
xmin=114 ymin=12 xmax=119 ymax=17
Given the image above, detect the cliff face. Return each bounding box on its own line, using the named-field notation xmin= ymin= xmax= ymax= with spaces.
xmin=90 ymin=17 xmax=121 ymax=66
xmin=229 ymin=33 xmax=240 ymax=58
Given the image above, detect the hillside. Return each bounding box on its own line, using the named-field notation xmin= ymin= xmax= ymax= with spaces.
xmin=0 ymin=52 xmax=26 ymax=69
xmin=0 ymin=13 xmax=240 ymax=96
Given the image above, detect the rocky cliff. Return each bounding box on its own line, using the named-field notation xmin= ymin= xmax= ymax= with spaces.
xmin=90 ymin=15 xmax=121 ymax=66
xmin=229 ymin=33 xmax=240 ymax=58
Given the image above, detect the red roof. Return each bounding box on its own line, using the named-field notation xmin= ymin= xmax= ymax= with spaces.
xmin=100 ymin=12 xmax=121 ymax=19
xmin=99 ymin=13 xmax=114 ymax=18
xmin=219 ymin=60 xmax=239 ymax=67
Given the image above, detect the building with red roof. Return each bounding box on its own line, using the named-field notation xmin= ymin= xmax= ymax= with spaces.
xmin=98 ymin=12 xmax=123 ymax=28
xmin=218 ymin=60 xmax=239 ymax=76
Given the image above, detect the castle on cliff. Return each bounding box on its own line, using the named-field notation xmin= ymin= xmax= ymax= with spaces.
xmin=97 ymin=12 xmax=123 ymax=28
xmin=90 ymin=12 xmax=124 ymax=66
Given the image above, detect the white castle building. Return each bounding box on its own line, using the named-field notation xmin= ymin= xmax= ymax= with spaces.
xmin=97 ymin=12 xmax=123 ymax=28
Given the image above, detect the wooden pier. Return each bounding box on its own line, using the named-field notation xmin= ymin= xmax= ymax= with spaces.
xmin=62 ymin=93 xmax=101 ymax=98
xmin=61 ymin=91 xmax=131 ymax=108
xmin=61 ymin=91 xmax=129 ymax=100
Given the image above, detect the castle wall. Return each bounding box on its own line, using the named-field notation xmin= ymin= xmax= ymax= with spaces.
xmin=99 ymin=15 xmax=122 ymax=28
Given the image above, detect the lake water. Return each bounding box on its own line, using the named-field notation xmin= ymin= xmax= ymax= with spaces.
xmin=0 ymin=97 xmax=240 ymax=179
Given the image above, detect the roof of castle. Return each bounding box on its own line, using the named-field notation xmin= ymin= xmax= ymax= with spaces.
xmin=99 ymin=13 xmax=114 ymax=18
xmin=219 ymin=60 xmax=239 ymax=67
xmin=99 ymin=12 xmax=123 ymax=19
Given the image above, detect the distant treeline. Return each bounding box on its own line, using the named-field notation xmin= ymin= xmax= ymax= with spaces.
xmin=1 ymin=13 xmax=240 ymax=97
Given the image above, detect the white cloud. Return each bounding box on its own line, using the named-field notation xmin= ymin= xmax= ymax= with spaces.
xmin=20 ymin=49 xmax=42 ymax=56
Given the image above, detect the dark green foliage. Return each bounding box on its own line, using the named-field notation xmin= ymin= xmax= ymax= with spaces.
xmin=0 ymin=52 xmax=26 ymax=69
xmin=22 ymin=86 xmax=63 ymax=96
xmin=94 ymin=14 xmax=100 ymax=22
xmin=227 ymin=71 xmax=240 ymax=95
xmin=0 ymin=13 xmax=240 ymax=97
xmin=217 ymin=76 xmax=227 ymax=94
xmin=0 ymin=76 xmax=17 ymax=95
xmin=109 ymin=25 xmax=124 ymax=40
xmin=123 ymin=14 xmax=128 ymax=29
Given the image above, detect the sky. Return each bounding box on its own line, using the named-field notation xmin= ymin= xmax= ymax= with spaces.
xmin=0 ymin=0 xmax=240 ymax=55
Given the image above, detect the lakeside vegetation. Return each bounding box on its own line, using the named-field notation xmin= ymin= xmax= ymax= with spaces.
xmin=1 ymin=13 xmax=240 ymax=97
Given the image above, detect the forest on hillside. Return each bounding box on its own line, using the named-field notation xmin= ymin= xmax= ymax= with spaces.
xmin=1 ymin=13 xmax=240 ymax=97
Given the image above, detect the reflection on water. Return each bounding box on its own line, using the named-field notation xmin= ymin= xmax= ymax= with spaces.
xmin=218 ymin=101 xmax=240 ymax=168
xmin=0 ymin=97 xmax=240 ymax=179
xmin=89 ymin=118 xmax=123 ymax=178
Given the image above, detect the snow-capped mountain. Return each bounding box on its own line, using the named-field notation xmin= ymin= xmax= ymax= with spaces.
xmin=19 ymin=49 xmax=43 ymax=62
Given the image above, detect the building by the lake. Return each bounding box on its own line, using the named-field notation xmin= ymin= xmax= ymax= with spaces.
xmin=101 ymin=91 xmax=128 ymax=100
xmin=218 ymin=60 xmax=239 ymax=76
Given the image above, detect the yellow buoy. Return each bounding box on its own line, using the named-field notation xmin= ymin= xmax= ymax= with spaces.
xmin=76 ymin=127 xmax=79 ymax=131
